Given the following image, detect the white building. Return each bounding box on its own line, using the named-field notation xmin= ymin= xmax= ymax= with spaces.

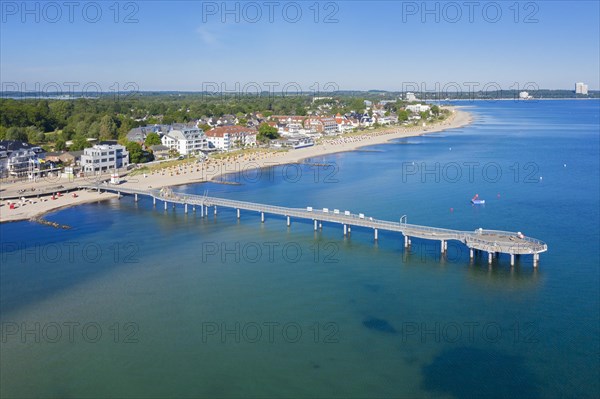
xmin=575 ymin=82 xmax=588 ymax=95
xmin=406 ymin=104 xmax=430 ymax=113
xmin=519 ymin=91 xmax=532 ymax=99
xmin=205 ymin=126 xmax=257 ymax=151
xmin=405 ymin=92 xmax=418 ymax=102
xmin=161 ymin=126 xmax=208 ymax=155
xmin=80 ymin=144 xmax=129 ymax=173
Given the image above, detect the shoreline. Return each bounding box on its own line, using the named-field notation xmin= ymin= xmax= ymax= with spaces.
xmin=0 ymin=109 xmax=473 ymax=224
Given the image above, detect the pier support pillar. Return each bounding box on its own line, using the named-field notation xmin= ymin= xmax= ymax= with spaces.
xmin=214 ymin=206 xmax=217 ymax=215
xmin=172 ymin=203 xmax=175 ymax=210
xmin=444 ymin=241 xmax=448 ymax=251
xmin=374 ymin=228 xmax=378 ymax=241
xmin=164 ymin=201 xmax=168 ymax=211
xmin=343 ymin=224 xmax=347 ymax=236
xmin=469 ymin=248 xmax=474 ymax=259
xmin=153 ymin=197 xmax=156 ymax=206
xmin=533 ymin=253 xmax=539 ymax=268
xmin=200 ymin=205 xmax=204 ymax=217
xmin=319 ymin=222 xmax=323 ymax=230
xmin=488 ymin=252 xmax=493 ymax=265
xmin=287 ymin=216 xmax=291 ymax=227
xmin=237 ymin=209 xmax=240 ymax=219
xmin=404 ymin=236 xmax=409 ymax=248
xmin=261 ymin=212 xmax=265 ymax=223
xmin=185 ymin=204 xmax=188 ymax=214
xmin=118 ymin=191 xmax=121 ymax=199
xmin=510 ymin=254 xmax=515 ymax=266
xmin=193 ymin=206 xmax=196 ymax=213
xmin=314 ymin=220 xmax=318 ymax=231
xmin=441 ymin=240 xmax=445 ymax=253
xmin=348 ymin=226 xmax=351 ymax=234
xmin=135 ymin=193 xmax=138 ymax=202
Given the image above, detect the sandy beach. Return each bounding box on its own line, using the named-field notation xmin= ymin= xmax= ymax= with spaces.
xmin=0 ymin=109 xmax=472 ymax=223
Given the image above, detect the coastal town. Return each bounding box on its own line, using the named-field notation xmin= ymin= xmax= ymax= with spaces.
xmin=0 ymin=95 xmax=465 ymax=223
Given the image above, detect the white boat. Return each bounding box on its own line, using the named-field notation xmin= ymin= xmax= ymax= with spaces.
xmin=471 ymin=194 xmax=485 ymax=205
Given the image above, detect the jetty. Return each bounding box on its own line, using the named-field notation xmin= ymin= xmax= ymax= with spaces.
xmin=85 ymin=185 xmax=548 ymax=267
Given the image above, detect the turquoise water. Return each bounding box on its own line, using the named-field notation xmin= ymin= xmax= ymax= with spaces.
xmin=1 ymin=100 xmax=599 ymax=398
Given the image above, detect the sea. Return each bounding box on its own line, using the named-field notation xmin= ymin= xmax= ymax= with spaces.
xmin=1 ymin=99 xmax=599 ymax=398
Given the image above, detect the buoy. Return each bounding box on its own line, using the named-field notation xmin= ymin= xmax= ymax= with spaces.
xmin=564 ymin=164 xmax=567 ymax=167
xmin=539 ymin=176 xmax=543 ymax=180
xmin=450 ymin=207 xmax=454 ymax=212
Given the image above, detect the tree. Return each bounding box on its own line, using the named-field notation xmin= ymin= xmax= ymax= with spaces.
xmin=5 ymin=127 xmax=28 ymax=142
xmin=70 ymin=134 xmax=92 ymax=151
xmin=126 ymin=141 xmax=144 ymax=163
xmin=55 ymin=138 xmax=67 ymax=151
xmin=26 ymin=126 xmax=43 ymax=143
xmin=99 ymin=115 xmax=118 ymax=140
xmin=144 ymin=132 xmax=162 ymax=146
xmin=398 ymin=110 xmax=409 ymax=122
xmin=257 ymin=123 xmax=280 ymax=142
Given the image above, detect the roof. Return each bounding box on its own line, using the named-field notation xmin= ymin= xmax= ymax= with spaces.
xmin=0 ymin=140 xmax=36 ymax=152
xmin=150 ymin=145 xmax=169 ymax=151
xmin=206 ymin=126 xmax=257 ymax=137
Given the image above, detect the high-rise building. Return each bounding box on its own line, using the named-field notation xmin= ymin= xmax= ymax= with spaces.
xmin=575 ymin=82 xmax=589 ymax=95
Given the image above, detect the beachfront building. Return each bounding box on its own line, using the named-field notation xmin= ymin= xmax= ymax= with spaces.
xmin=161 ymin=125 xmax=209 ymax=156
xmin=5 ymin=149 xmax=39 ymax=177
xmin=406 ymin=104 xmax=431 ymax=113
xmin=335 ymin=113 xmax=355 ymax=133
xmin=375 ymin=115 xmax=398 ymax=125
xmin=271 ymin=116 xmax=308 ymax=135
xmin=126 ymin=125 xmax=166 ymax=144
xmin=0 ymin=140 xmax=46 ymax=178
xmin=304 ymin=117 xmax=339 ymax=135
xmin=205 ymin=126 xmax=257 ymax=151
xmin=575 ymin=82 xmax=588 ymax=95
xmin=80 ymin=144 xmax=129 ymax=173
xmin=149 ymin=145 xmax=170 ymax=160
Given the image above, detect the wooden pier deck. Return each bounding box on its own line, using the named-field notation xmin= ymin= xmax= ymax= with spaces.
xmin=87 ymin=185 xmax=548 ymax=267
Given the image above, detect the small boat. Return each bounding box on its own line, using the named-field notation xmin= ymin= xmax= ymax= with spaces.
xmin=471 ymin=194 xmax=485 ymax=205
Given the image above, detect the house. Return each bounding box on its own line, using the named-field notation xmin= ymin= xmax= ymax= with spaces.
xmin=126 ymin=125 xmax=164 ymax=144
xmin=335 ymin=113 xmax=355 ymax=133
xmin=375 ymin=115 xmax=398 ymax=125
xmin=5 ymin=149 xmax=39 ymax=177
xmin=205 ymin=126 xmax=257 ymax=151
xmin=149 ymin=144 xmax=170 ymax=160
xmin=0 ymin=140 xmax=45 ymax=178
xmin=80 ymin=144 xmax=129 ymax=173
xmin=59 ymin=151 xmax=84 ymax=165
xmin=161 ymin=125 xmax=208 ymax=155
xmin=303 ymin=117 xmax=338 ymax=135
xmin=406 ymin=104 xmax=430 ymax=113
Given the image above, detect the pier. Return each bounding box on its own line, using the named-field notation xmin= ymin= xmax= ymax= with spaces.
xmin=87 ymin=185 xmax=548 ymax=267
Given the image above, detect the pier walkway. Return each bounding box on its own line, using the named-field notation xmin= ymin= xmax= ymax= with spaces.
xmin=86 ymin=185 xmax=548 ymax=267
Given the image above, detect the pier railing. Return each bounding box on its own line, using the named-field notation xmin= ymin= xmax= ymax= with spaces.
xmin=84 ymin=185 xmax=548 ymax=263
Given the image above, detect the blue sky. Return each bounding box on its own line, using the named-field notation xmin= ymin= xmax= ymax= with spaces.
xmin=1 ymin=1 xmax=599 ymax=91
